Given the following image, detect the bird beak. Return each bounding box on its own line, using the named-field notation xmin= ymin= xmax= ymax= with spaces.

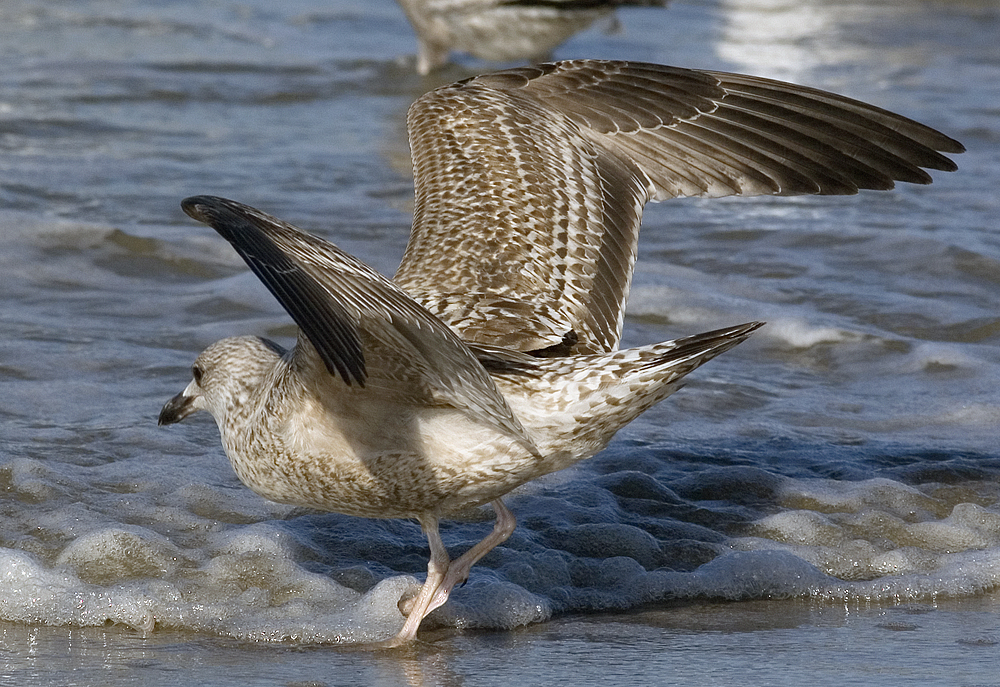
xmin=158 ymin=392 xmax=196 ymax=426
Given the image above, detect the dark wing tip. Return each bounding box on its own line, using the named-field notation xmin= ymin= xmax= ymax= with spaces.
xmin=932 ymin=133 xmax=966 ymax=157
xmin=665 ymin=320 xmax=765 ymax=360
xmin=180 ymin=195 xmax=367 ymax=387
xmin=689 ymin=320 xmax=766 ymax=348
xmin=728 ymin=321 xmax=766 ymax=339
xmin=910 ymin=127 xmax=965 ymax=157
xmin=181 ymin=195 xmax=227 ymax=223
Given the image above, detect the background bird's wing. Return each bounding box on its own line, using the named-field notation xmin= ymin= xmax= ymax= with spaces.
xmin=181 ymin=195 xmax=534 ymax=449
xmin=395 ymin=59 xmax=964 ymax=355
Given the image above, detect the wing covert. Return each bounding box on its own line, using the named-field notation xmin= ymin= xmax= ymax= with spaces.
xmin=181 ymin=195 xmax=533 ymax=447
xmin=394 ymin=60 xmax=963 ymax=354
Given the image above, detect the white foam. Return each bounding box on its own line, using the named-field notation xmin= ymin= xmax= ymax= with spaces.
xmin=625 ymin=282 xmax=751 ymax=330
xmin=764 ymin=318 xmax=854 ymax=349
xmin=0 ymin=549 xmax=158 ymax=633
xmin=2 ymin=449 xmax=998 ymax=643
xmin=934 ymin=403 xmax=1000 ymax=427
xmin=0 ymin=525 xmax=417 ymax=644
xmin=433 ymin=577 xmax=551 ymax=630
xmin=730 ymin=476 xmax=1000 ymax=599
xmin=901 ymin=342 xmax=981 ymax=373
xmin=55 ymin=525 xmax=190 ymax=583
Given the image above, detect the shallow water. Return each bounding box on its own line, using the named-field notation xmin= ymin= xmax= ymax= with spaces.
xmin=1 ymin=0 xmax=999 ymax=683
xmin=2 ymin=597 xmax=999 ymax=686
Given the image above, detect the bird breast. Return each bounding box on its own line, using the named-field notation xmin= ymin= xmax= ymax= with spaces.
xmin=220 ymin=383 xmax=547 ymax=519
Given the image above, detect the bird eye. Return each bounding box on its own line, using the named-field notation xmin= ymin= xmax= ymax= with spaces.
xmin=192 ymin=365 xmax=204 ymax=385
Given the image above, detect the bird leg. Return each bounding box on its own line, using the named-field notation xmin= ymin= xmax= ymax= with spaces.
xmin=385 ymin=499 xmax=516 ymax=646
xmin=425 ymin=499 xmax=516 ymax=615
xmin=383 ymin=516 xmax=450 ymax=647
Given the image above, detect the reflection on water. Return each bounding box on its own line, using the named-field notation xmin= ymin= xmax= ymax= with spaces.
xmin=718 ymin=0 xmax=869 ymax=80
xmin=3 ymin=594 xmax=999 ymax=686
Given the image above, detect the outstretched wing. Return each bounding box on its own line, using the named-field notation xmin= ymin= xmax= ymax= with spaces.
xmin=395 ymin=60 xmax=964 ymax=355
xmin=181 ymin=195 xmax=535 ymax=449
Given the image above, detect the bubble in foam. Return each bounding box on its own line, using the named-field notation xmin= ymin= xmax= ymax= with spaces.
xmin=0 ymin=549 xmax=157 ymax=633
xmin=175 ymin=523 xmax=410 ymax=643
xmin=190 ymin=575 xmax=419 ymax=644
xmin=778 ymin=477 xmax=943 ymax=520
xmin=869 ymin=548 xmax=942 ymax=576
xmin=55 ymin=525 xmax=191 ymax=584
xmin=0 ymin=517 xmax=428 ymax=644
xmin=4 ymin=457 xmax=82 ymax=503
xmin=752 ymin=510 xmax=850 ymax=547
xmin=732 ymin=475 xmax=1000 ymax=602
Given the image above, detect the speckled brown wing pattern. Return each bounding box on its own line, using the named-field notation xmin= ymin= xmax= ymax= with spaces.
xmin=399 ymin=75 xmax=646 ymax=356
xmin=394 ymin=60 xmax=964 ymax=356
xmin=181 ymin=195 xmax=534 ymax=448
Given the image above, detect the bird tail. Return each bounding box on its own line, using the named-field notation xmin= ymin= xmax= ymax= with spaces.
xmin=490 ymin=321 xmax=764 ymax=469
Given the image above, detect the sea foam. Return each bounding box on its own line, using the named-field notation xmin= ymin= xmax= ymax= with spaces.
xmin=1 ymin=446 xmax=997 ymax=643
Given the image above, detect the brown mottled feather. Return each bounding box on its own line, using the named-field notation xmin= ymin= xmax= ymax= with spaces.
xmin=181 ymin=196 xmax=533 ymax=448
xmin=395 ymin=61 xmax=963 ymax=356
xmin=163 ymin=60 xmax=962 ymax=645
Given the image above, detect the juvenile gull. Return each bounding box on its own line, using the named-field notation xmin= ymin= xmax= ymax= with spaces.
xmin=396 ymin=0 xmax=668 ymax=74
xmin=159 ymin=60 xmax=963 ymax=646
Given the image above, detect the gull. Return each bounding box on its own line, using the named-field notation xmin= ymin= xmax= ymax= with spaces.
xmin=158 ymin=60 xmax=963 ymax=646
xmin=396 ymin=0 xmax=668 ymax=74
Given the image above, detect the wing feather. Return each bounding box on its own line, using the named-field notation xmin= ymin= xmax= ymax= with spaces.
xmin=181 ymin=195 xmax=535 ymax=449
xmin=395 ymin=60 xmax=963 ymax=354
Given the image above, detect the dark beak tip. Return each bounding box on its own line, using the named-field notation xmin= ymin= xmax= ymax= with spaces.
xmin=158 ymin=392 xmax=195 ymax=426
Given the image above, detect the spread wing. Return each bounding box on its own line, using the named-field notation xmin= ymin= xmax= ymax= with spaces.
xmin=394 ymin=59 xmax=964 ymax=355
xmin=180 ymin=195 xmax=535 ymax=450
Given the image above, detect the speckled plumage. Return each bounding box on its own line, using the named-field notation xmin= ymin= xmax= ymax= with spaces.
xmin=395 ymin=0 xmax=668 ymax=74
xmin=159 ymin=61 xmax=962 ymax=645
xmin=398 ymin=60 xmax=963 ymax=355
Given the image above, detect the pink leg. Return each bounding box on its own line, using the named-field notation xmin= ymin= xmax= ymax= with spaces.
xmin=380 ymin=500 xmax=517 ymax=646
xmin=380 ymin=516 xmax=449 ymax=647
xmin=426 ymin=499 xmax=516 ymax=614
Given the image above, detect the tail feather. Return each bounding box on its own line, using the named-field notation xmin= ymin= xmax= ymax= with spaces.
xmin=492 ymin=321 xmax=764 ymax=469
xmin=611 ymin=321 xmax=764 ymax=421
xmin=636 ymin=321 xmax=764 ymax=373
